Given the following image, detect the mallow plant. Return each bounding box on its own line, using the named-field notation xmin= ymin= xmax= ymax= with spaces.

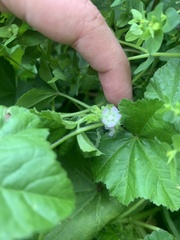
xmin=0 ymin=0 xmax=180 ymax=239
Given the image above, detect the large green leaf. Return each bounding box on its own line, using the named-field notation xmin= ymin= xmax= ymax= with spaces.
xmin=0 ymin=106 xmax=74 ymax=239
xmin=44 ymin=169 xmax=125 ymax=240
xmin=119 ymin=99 xmax=175 ymax=143
xmin=145 ymin=59 xmax=180 ymax=106
xmin=92 ymin=132 xmax=180 ymax=211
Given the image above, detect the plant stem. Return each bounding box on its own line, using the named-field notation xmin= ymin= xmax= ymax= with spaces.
xmin=128 ymin=54 xmax=149 ymax=61
xmin=118 ymin=199 xmax=146 ymax=220
xmin=119 ymin=40 xmax=148 ymax=53
xmin=128 ymin=52 xmax=180 ymax=61
xmin=51 ymin=122 xmax=103 ymax=149
xmin=37 ymin=233 xmax=44 ymax=240
xmin=132 ymin=207 xmax=160 ymax=221
xmin=57 ymin=92 xmax=90 ymax=109
xmin=163 ymin=208 xmax=180 ymax=239
xmin=61 ymin=109 xmax=90 ymax=118
xmin=153 ymin=52 xmax=180 ymax=58
xmin=133 ymin=220 xmax=160 ymax=231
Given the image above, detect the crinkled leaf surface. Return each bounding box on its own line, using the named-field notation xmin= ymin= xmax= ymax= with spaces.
xmin=45 ymin=169 xmax=125 ymax=240
xmin=0 ymin=106 xmax=74 ymax=239
xmin=92 ymin=132 xmax=180 ymax=211
xmin=145 ymin=59 xmax=180 ymax=106
xmin=31 ymin=109 xmax=77 ymax=143
xmin=0 ymin=106 xmax=40 ymax=137
xmin=144 ymin=229 xmax=174 ymax=240
xmin=119 ymin=99 xmax=175 ymax=143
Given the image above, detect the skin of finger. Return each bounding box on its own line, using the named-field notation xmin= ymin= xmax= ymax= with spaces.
xmin=0 ymin=0 xmax=132 ymax=104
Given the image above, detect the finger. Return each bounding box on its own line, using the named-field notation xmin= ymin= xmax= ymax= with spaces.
xmin=0 ymin=0 xmax=132 ymax=104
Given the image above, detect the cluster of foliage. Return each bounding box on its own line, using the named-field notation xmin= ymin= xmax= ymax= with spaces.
xmin=0 ymin=0 xmax=180 ymax=239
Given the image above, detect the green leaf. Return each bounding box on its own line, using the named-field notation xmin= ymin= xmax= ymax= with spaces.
xmin=145 ymin=59 xmax=180 ymax=106
xmin=0 ymin=106 xmax=74 ymax=239
xmin=0 ymin=57 xmax=16 ymax=106
xmin=92 ymin=132 xmax=180 ymax=211
xmin=48 ymin=68 xmax=66 ymax=83
xmin=143 ymin=30 xmax=164 ymax=53
xmin=77 ymin=132 xmax=103 ymax=157
xmin=110 ymin=0 xmax=122 ymax=7
xmin=163 ymin=7 xmax=180 ymax=33
xmin=0 ymin=106 xmax=40 ymax=137
xmin=44 ymin=169 xmax=125 ymax=240
xmin=21 ymin=29 xmax=46 ymax=46
xmin=16 ymin=88 xmax=57 ymax=110
xmin=119 ymin=99 xmax=175 ymax=143
xmin=172 ymin=134 xmax=180 ymax=151
xmin=134 ymin=56 xmax=154 ymax=74
xmin=39 ymin=57 xmax=58 ymax=90
xmin=22 ymin=46 xmax=42 ymax=64
xmin=32 ymin=109 xmax=77 ymax=130
xmin=144 ymin=229 xmax=174 ymax=240
xmin=147 ymin=3 xmax=164 ymax=22
xmin=32 ymin=109 xmax=77 ymax=142
xmin=0 ymin=25 xmax=13 ymax=38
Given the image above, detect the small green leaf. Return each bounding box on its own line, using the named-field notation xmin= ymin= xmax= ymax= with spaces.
xmin=110 ymin=0 xmax=122 ymax=7
xmin=134 ymin=56 xmax=154 ymax=74
xmin=16 ymin=88 xmax=57 ymax=110
xmin=163 ymin=8 xmax=180 ymax=33
xmin=144 ymin=229 xmax=174 ymax=240
xmin=48 ymin=68 xmax=66 ymax=83
xmin=21 ymin=29 xmax=46 ymax=46
xmin=143 ymin=30 xmax=164 ymax=53
xmin=22 ymin=46 xmax=42 ymax=64
xmin=145 ymin=59 xmax=180 ymax=106
xmin=32 ymin=109 xmax=77 ymax=142
xmin=92 ymin=133 xmax=180 ymax=211
xmin=77 ymin=132 xmax=103 ymax=157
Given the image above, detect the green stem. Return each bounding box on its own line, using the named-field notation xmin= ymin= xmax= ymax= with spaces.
xmin=153 ymin=52 xmax=180 ymax=58
xmin=163 ymin=208 xmax=180 ymax=239
xmin=128 ymin=54 xmax=149 ymax=61
xmin=133 ymin=220 xmax=160 ymax=231
xmin=61 ymin=109 xmax=90 ymax=118
xmin=119 ymin=40 xmax=148 ymax=53
xmin=51 ymin=122 xmax=103 ymax=149
xmin=128 ymin=52 xmax=180 ymax=61
xmin=118 ymin=199 xmax=146 ymax=220
xmin=57 ymin=92 xmax=90 ymax=109
xmin=132 ymin=207 xmax=160 ymax=221
xmin=37 ymin=233 xmax=44 ymax=240
xmin=132 ymin=69 xmax=147 ymax=84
